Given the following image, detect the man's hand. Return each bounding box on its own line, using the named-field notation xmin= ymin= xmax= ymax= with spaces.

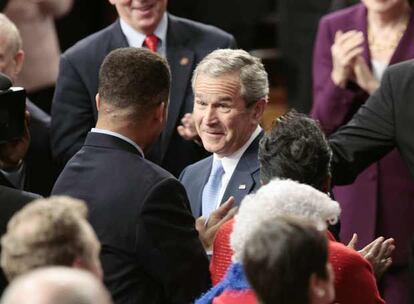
xmin=0 ymin=110 xmax=30 ymax=171
xmin=196 ymin=197 xmax=237 ymax=252
xmin=348 ymin=233 xmax=395 ymax=279
xmin=177 ymin=113 xmax=200 ymax=142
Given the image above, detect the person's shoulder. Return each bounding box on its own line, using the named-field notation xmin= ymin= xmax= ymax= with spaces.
xmin=62 ymin=21 xmax=120 ymax=60
xmin=320 ymin=3 xmax=364 ymax=25
xmin=168 ymin=14 xmax=235 ymax=43
xmin=180 ymin=155 xmax=212 ymax=178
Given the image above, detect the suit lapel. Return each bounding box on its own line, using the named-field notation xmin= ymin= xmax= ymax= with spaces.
xmin=109 ymin=20 xmax=129 ymax=50
xmin=389 ymin=11 xmax=414 ymax=65
xmin=162 ymin=15 xmax=195 ymax=156
xmin=221 ymin=132 xmax=263 ymax=206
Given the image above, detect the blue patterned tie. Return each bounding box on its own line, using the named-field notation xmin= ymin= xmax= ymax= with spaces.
xmin=202 ymin=159 xmax=224 ymax=218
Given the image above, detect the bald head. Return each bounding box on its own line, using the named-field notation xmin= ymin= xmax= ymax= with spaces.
xmin=0 ymin=267 xmax=112 ymax=304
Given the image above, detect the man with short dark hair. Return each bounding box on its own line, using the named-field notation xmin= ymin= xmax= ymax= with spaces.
xmin=52 ymin=48 xmax=210 ymax=304
xmin=51 ymin=0 xmax=236 ymax=176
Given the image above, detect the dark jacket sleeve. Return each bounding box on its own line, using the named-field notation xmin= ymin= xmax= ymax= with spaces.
xmin=329 ymin=68 xmax=395 ymax=185
xmin=136 ymin=177 xmax=210 ymax=303
xmin=51 ymin=54 xmax=95 ymax=168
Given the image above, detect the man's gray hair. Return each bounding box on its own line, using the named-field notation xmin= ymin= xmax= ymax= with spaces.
xmin=0 ymin=267 xmax=112 ymax=304
xmin=192 ymin=49 xmax=269 ymax=107
xmin=0 ymin=14 xmax=22 ymax=54
xmin=230 ymin=179 xmax=341 ymax=262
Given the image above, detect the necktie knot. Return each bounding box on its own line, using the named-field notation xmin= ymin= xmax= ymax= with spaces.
xmin=144 ymin=34 xmax=158 ymax=52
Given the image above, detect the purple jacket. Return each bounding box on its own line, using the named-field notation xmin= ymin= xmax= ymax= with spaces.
xmin=311 ymin=3 xmax=414 ymax=269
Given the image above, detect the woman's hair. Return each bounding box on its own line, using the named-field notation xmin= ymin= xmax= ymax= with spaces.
xmin=243 ymin=217 xmax=329 ymax=304
xmin=259 ymin=110 xmax=332 ymax=189
xmin=230 ymin=179 xmax=340 ymax=262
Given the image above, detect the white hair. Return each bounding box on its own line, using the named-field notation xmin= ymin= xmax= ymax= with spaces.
xmin=0 ymin=267 xmax=112 ymax=304
xmin=230 ymin=179 xmax=341 ymax=262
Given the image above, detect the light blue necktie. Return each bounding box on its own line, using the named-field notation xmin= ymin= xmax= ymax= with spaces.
xmin=202 ymin=159 xmax=224 ymax=218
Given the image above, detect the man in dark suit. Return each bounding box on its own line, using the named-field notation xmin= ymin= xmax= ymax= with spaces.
xmin=52 ymin=48 xmax=210 ymax=304
xmin=179 ymin=49 xmax=267 ymax=218
xmin=329 ymin=59 xmax=414 ymax=303
xmin=0 ymin=14 xmax=55 ymax=196
xmin=51 ymin=0 xmax=236 ymax=176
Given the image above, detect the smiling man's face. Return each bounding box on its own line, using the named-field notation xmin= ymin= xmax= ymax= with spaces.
xmin=193 ymin=73 xmax=263 ymax=157
xmin=109 ymin=0 xmax=167 ymax=35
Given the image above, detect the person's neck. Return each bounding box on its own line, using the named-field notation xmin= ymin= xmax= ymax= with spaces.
xmin=95 ymin=119 xmax=150 ymax=152
xmin=367 ymin=4 xmax=411 ymax=28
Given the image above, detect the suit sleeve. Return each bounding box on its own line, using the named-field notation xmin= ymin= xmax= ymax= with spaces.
xmin=136 ymin=177 xmax=210 ymax=303
xmin=310 ymin=16 xmax=361 ymax=135
xmin=329 ymin=68 xmax=395 ymax=185
xmin=51 ymin=55 xmax=95 ymax=168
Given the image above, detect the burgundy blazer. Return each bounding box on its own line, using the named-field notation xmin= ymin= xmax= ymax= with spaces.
xmin=311 ymin=3 xmax=414 ymax=268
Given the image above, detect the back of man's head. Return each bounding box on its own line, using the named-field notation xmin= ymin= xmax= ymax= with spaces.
xmin=259 ymin=111 xmax=332 ymax=190
xmin=243 ymin=217 xmax=330 ymax=304
xmin=0 ymin=267 xmax=112 ymax=304
xmin=0 ymin=13 xmax=21 ymax=55
xmin=98 ymin=47 xmax=171 ymax=119
xmin=1 ymin=196 xmax=102 ymax=281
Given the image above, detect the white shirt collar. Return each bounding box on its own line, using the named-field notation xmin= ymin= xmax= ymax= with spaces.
xmin=91 ymin=128 xmax=144 ymax=158
xmin=214 ymin=125 xmax=262 ymax=178
xmin=119 ymin=13 xmax=168 ymax=56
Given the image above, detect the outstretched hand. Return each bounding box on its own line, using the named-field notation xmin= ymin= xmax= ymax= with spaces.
xmin=196 ymin=197 xmax=238 ymax=252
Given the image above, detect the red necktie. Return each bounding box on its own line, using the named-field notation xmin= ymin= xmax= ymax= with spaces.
xmin=144 ymin=34 xmax=158 ymax=52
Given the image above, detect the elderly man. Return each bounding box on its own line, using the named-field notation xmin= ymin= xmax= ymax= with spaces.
xmin=51 ymin=0 xmax=236 ymax=176
xmin=179 ymin=49 xmax=267 ymax=218
xmin=1 ymin=196 xmax=103 ymax=281
xmin=52 ymin=48 xmax=210 ymax=304
xmin=0 ymin=267 xmax=112 ymax=304
xmin=0 ymin=14 xmax=54 ymax=196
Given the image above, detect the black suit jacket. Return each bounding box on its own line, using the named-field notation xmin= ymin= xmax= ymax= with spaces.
xmin=51 ymin=15 xmax=236 ymax=176
xmin=0 ymin=185 xmax=40 ymax=294
xmin=0 ymin=101 xmax=55 ymax=196
xmin=179 ymin=132 xmax=262 ymax=217
xmin=52 ymin=132 xmax=210 ymax=304
xmin=330 ymin=59 xmax=414 ymax=183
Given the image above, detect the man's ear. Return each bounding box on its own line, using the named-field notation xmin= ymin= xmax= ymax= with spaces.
xmin=95 ymin=93 xmax=101 ymax=111
xmin=251 ymin=98 xmax=267 ymax=123
xmin=153 ymin=102 xmax=166 ymax=124
xmin=11 ymin=50 xmax=24 ymax=80
xmin=309 ymin=263 xmax=335 ymax=304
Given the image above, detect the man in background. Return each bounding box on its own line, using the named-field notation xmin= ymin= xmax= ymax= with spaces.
xmin=51 ymin=0 xmax=236 ymax=176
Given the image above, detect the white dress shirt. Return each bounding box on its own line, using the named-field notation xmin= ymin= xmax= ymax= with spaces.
xmin=212 ymin=125 xmax=262 ymax=210
xmin=91 ymin=128 xmax=144 ymax=158
xmin=119 ymin=13 xmax=168 ymax=57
